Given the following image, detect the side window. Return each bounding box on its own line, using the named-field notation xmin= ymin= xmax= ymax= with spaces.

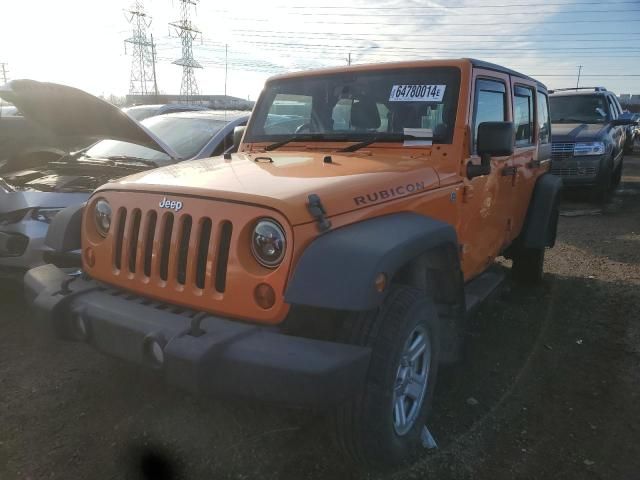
xmin=537 ymin=92 xmax=551 ymax=145
xmin=473 ymin=78 xmax=507 ymax=151
xmin=514 ymin=86 xmax=534 ymax=147
xmin=264 ymin=94 xmax=312 ymax=135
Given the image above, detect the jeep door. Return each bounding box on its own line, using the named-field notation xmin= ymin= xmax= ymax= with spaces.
xmin=457 ymin=70 xmax=515 ymax=279
xmin=508 ymin=79 xmax=547 ymax=240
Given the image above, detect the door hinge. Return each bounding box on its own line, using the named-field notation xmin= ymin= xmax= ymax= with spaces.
xmin=462 ymin=184 xmax=474 ymax=203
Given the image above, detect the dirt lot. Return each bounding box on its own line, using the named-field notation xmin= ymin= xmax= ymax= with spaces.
xmin=2 ymin=155 xmax=639 ymax=480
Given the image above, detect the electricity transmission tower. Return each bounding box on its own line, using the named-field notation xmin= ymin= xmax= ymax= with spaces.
xmin=170 ymin=0 xmax=202 ymax=103
xmin=124 ymin=1 xmax=157 ymax=96
xmin=1 ymin=63 xmax=9 ymax=84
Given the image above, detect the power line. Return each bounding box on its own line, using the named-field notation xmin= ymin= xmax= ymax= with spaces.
xmin=228 ymin=29 xmax=640 ymax=39
xmin=223 ymin=17 xmax=640 ymax=26
xmin=257 ymin=0 xmax=639 ymax=10
xmin=203 ymin=39 xmax=640 ymax=53
xmin=220 ymin=7 xmax=640 ymax=17
xmin=170 ymin=0 xmax=203 ymax=103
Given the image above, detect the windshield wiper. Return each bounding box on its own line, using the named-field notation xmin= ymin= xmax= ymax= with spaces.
xmin=263 ymin=134 xmax=347 ymax=151
xmin=337 ymin=134 xmax=426 ymax=152
xmin=104 ymin=156 xmax=160 ymax=168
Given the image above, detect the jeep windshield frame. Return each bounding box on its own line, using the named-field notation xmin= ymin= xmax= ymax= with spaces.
xmin=245 ymin=66 xmax=461 ymax=147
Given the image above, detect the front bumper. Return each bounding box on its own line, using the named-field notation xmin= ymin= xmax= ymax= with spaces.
xmin=550 ymin=155 xmax=604 ymax=186
xmin=25 ymin=264 xmax=371 ymax=408
xmin=0 ymin=219 xmax=49 ymax=278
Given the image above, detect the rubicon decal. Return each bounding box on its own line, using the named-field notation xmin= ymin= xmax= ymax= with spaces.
xmin=159 ymin=197 xmax=183 ymax=212
xmin=353 ymin=181 xmax=426 ymax=206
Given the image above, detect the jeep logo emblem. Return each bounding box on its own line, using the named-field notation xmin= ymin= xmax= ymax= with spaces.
xmin=159 ymin=197 xmax=183 ymax=212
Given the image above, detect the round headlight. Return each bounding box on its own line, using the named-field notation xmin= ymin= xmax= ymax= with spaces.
xmin=94 ymin=198 xmax=112 ymax=237
xmin=251 ymin=219 xmax=286 ymax=268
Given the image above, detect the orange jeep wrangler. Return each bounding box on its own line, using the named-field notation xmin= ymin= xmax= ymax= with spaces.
xmin=26 ymin=59 xmax=561 ymax=468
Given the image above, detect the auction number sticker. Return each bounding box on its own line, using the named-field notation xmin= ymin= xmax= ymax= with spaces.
xmin=389 ymin=84 xmax=446 ymax=102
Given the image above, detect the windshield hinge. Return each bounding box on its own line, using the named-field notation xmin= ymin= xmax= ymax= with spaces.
xmin=307 ymin=194 xmax=332 ymax=233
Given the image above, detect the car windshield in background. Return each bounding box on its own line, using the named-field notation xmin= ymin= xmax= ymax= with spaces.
xmin=125 ymin=107 xmax=159 ymax=121
xmin=549 ymin=95 xmax=608 ymax=124
xmin=84 ymin=116 xmax=227 ymax=162
xmin=245 ymin=67 xmax=461 ymax=144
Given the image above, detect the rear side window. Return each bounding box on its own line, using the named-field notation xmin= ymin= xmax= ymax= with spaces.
xmin=537 ymin=92 xmax=551 ymax=145
xmin=473 ymin=78 xmax=507 ymax=151
xmin=514 ymin=86 xmax=534 ymax=147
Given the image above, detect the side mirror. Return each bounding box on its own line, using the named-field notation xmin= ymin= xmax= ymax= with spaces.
xmin=468 ymin=121 xmax=514 ymax=179
xmin=233 ymin=126 xmax=246 ymax=151
xmin=613 ymin=113 xmax=634 ymax=126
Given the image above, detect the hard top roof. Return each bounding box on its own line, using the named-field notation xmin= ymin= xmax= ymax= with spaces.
xmin=549 ymin=88 xmax=611 ymax=97
xmin=266 ymin=58 xmax=547 ymax=90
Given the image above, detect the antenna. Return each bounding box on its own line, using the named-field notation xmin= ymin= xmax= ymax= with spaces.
xmin=124 ymin=1 xmax=156 ymax=96
xmin=170 ymin=0 xmax=203 ymax=104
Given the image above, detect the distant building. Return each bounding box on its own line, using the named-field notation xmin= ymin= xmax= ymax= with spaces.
xmin=125 ymin=94 xmax=254 ymax=111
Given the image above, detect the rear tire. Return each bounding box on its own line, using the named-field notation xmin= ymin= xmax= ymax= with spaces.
xmin=512 ymin=247 xmax=545 ymax=284
xmin=332 ymin=286 xmax=440 ymax=470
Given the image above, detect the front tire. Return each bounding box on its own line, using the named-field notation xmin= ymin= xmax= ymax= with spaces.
xmin=332 ymin=286 xmax=440 ymax=469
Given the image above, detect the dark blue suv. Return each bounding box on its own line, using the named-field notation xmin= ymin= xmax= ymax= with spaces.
xmin=549 ymin=87 xmax=633 ymax=201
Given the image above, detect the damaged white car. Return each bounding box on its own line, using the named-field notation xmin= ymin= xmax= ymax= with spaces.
xmin=0 ymin=80 xmax=249 ymax=280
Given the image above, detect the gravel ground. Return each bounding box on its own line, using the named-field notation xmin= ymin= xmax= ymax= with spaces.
xmin=1 ymin=154 xmax=639 ymax=480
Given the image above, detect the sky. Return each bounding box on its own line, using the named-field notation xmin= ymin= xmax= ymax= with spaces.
xmin=1 ymin=0 xmax=639 ymax=100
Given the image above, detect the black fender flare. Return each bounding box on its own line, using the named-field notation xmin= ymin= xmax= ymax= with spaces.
xmin=44 ymin=203 xmax=85 ymax=253
xmin=520 ymin=173 xmax=563 ymax=249
xmin=284 ymin=212 xmax=459 ymax=311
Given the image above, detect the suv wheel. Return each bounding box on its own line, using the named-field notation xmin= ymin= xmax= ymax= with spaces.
xmin=512 ymin=247 xmax=545 ymax=284
xmin=332 ymin=286 xmax=440 ymax=469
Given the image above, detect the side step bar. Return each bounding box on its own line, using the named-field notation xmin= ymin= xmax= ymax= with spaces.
xmin=464 ymin=267 xmax=505 ymax=316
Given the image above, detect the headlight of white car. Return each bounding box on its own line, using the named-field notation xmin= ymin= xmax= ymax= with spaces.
xmin=573 ymin=142 xmax=605 ymax=156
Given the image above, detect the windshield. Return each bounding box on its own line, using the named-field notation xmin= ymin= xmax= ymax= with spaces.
xmin=245 ymin=67 xmax=461 ymax=145
xmin=124 ymin=107 xmax=160 ymax=121
xmin=549 ymin=95 xmax=609 ymax=124
xmin=84 ymin=115 xmax=227 ymax=162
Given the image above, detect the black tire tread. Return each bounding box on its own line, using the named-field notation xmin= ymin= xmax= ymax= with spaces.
xmin=332 ymin=286 xmax=432 ymax=468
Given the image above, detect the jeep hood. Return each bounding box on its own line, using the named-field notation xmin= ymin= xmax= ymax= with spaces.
xmin=551 ymin=123 xmax=608 ymax=143
xmin=99 ymin=151 xmax=440 ymax=225
xmin=0 ymin=79 xmax=176 ymax=157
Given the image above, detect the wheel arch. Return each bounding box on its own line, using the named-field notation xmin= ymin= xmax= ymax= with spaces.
xmin=284 ymin=212 xmax=462 ymax=312
xmin=519 ymin=173 xmax=563 ymax=249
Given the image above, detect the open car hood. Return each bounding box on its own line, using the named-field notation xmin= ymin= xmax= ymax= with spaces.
xmin=0 ymin=79 xmax=178 ymax=159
